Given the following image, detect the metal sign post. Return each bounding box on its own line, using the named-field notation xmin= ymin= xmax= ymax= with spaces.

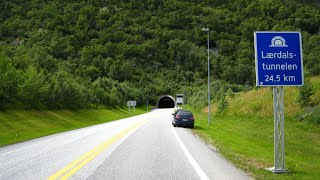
xmin=255 ymin=31 xmax=303 ymax=173
xmin=146 ymin=100 xmax=148 ymax=111
xmin=270 ymin=86 xmax=288 ymax=173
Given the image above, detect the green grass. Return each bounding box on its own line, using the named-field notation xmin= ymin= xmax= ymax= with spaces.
xmin=190 ymin=109 xmax=320 ymax=179
xmin=0 ymin=107 xmax=147 ymax=147
xmin=310 ymin=76 xmax=320 ymax=105
xmin=183 ymin=76 xmax=320 ymax=179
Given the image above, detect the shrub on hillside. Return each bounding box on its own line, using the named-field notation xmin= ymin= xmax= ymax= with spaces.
xmin=217 ymin=94 xmax=228 ymax=113
xmin=296 ymin=104 xmax=320 ymax=125
xmin=298 ymin=79 xmax=314 ymax=108
xmin=303 ymin=104 xmax=320 ymax=125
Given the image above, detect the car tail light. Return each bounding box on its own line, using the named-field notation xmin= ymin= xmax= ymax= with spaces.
xmin=188 ymin=116 xmax=194 ymax=120
xmin=176 ymin=115 xmax=181 ymax=119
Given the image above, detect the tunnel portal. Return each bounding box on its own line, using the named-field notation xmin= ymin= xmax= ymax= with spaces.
xmin=157 ymin=95 xmax=175 ymax=108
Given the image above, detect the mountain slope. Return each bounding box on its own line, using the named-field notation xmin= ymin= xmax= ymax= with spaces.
xmin=0 ymin=0 xmax=320 ymax=109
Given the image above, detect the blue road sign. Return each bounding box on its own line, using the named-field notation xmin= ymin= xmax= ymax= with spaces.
xmin=255 ymin=32 xmax=304 ymax=86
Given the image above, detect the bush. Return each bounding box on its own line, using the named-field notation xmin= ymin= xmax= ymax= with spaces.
xmin=303 ymin=105 xmax=320 ymax=125
xmin=298 ymin=79 xmax=314 ymax=107
xmin=217 ymin=94 xmax=228 ymax=112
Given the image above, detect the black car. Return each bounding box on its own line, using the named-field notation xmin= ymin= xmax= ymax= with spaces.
xmin=172 ymin=110 xmax=194 ymax=128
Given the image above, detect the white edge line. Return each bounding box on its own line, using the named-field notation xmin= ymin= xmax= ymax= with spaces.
xmin=1 ymin=114 xmax=154 ymax=156
xmin=171 ymin=125 xmax=210 ymax=180
xmin=0 ymin=139 xmax=52 ymax=156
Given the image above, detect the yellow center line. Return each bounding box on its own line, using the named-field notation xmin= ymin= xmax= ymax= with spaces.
xmin=47 ymin=119 xmax=149 ymax=180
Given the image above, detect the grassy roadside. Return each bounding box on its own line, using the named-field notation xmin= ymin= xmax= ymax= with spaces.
xmin=183 ymin=77 xmax=320 ymax=179
xmin=0 ymin=107 xmax=147 ymax=147
xmin=191 ymin=111 xmax=320 ymax=179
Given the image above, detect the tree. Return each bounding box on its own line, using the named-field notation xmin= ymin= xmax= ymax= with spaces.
xmin=0 ymin=55 xmax=19 ymax=109
xmin=49 ymin=70 xmax=87 ymax=109
xmin=18 ymin=66 xmax=49 ymax=109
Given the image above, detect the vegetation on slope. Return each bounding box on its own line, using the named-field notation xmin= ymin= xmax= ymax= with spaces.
xmin=188 ymin=76 xmax=320 ymax=179
xmin=1 ymin=0 xmax=320 ymax=110
xmin=193 ymin=111 xmax=320 ymax=179
xmin=0 ymin=107 xmax=146 ymax=147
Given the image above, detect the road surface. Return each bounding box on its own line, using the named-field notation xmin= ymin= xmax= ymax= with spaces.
xmin=0 ymin=109 xmax=251 ymax=180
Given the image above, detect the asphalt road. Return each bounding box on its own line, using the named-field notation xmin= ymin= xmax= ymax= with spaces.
xmin=0 ymin=109 xmax=251 ymax=180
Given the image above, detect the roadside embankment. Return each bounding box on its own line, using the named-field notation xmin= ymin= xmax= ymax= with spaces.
xmin=189 ymin=76 xmax=320 ymax=179
xmin=0 ymin=107 xmax=146 ymax=147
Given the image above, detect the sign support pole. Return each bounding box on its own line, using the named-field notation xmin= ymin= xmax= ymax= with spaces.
xmin=255 ymin=31 xmax=303 ymax=174
xmin=147 ymin=101 xmax=148 ymax=111
xmin=268 ymin=86 xmax=289 ymax=173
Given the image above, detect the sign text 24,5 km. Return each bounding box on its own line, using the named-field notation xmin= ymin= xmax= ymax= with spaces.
xmin=255 ymin=32 xmax=303 ymax=86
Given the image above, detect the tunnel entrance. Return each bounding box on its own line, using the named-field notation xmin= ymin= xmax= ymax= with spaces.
xmin=157 ymin=95 xmax=175 ymax=108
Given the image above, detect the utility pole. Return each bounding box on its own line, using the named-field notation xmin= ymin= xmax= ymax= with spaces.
xmin=183 ymin=77 xmax=186 ymax=104
xmin=202 ymin=27 xmax=211 ymax=125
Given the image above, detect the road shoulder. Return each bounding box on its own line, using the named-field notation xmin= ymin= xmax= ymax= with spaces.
xmin=173 ymin=127 xmax=252 ymax=180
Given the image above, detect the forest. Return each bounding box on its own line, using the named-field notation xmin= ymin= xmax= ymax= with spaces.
xmin=0 ymin=0 xmax=320 ymax=109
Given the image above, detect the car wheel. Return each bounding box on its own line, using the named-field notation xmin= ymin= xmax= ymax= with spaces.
xmin=173 ymin=124 xmax=176 ymax=127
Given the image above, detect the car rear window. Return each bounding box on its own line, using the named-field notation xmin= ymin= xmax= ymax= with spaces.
xmin=177 ymin=111 xmax=193 ymax=116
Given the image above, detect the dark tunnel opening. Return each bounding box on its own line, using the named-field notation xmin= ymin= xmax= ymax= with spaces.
xmin=157 ymin=95 xmax=175 ymax=108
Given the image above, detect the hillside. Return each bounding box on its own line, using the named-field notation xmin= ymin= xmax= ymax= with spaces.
xmin=189 ymin=76 xmax=320 ymax=179
xmin=0 ymin=107 xmax=146 ymax=146
xmin=1 ymin=0 xmax=320 ymax=110
xmin=225 ymin=76 xmax=320 ymax=121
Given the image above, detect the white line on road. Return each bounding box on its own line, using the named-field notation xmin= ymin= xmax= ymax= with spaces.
xmin=0 ymin=130 xmax=85 ymax=156
xmin=171 ymin=125 xmax=210 ymax=180
xmin=0 ymin=124 xmax=103 ymax=156
xmin=0 ymin=139 xmax=52 ymax=156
